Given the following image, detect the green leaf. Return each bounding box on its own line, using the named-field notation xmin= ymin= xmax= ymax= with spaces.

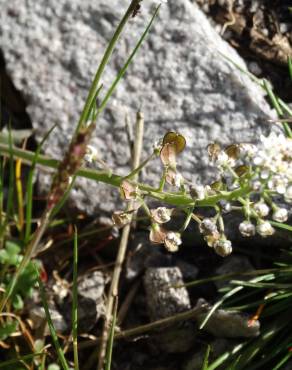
xmin=5 ymin=241 xmax=21 ymax=265
xmin=48 ymin=365 xmax=61 ymax=370
xmin=12 ymin=294 xmax=24 ymax=310
xmin=288 ymin=57 xmax=292 ymax=81
xmin=0 ymin=320 xmax=18 ymax=340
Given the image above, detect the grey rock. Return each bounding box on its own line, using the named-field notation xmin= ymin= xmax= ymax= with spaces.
xmin=152 ymin=323 xmax=196 ymax=353
xmin=0 ymin=0 xmax=275 ymax=216
xmin=29 ymin=302 xmax=68 ymax=334
xmin=126 ymin=232 xmax=171 ymax=281
xmin=143 ymin=267 xmax=191 ymax=321
xmin=195 ymin=298 xmax=260 ymax=338
xmin=144 ymin=266 xmax=195 ymax=354
xmin=75 ymin=270 xmax=106 ymax=332
xmin=215 ymin=255 xmax=254 ymax=289
xmin=125 ymin=232 xmax=198 ymax=281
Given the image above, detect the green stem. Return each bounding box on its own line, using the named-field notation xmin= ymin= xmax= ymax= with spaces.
xmin=0 ymin=142 xmax=252 ymax=208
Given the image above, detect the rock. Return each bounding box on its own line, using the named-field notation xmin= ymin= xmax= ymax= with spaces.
xmin=144 ymin=267 xmax=196 ymax=353
xmin=126 ymin=232 xmax=172 ymax=281
xmin=214 ymin=255 xmax=254 ymax=289
xmin=152 ymin=324 xmax=196 ymax=353
xmin=73 ymin=270 xmax=106 ymax=332
xmin=195 ymin=298 xmax=260 ymax=338
xmin=29 ymin=301 xmax=68 ymax=334
xmin=0 ymin=0 xmax=275 ymax=216
xmin=125 ymin=232 xmax=198 ymax=281
xmin=144 ymin=267 xmax=191 ymax=321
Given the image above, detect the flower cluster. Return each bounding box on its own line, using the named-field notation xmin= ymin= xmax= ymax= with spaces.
xmin=110 ymin=131 xmax=291 ymax=257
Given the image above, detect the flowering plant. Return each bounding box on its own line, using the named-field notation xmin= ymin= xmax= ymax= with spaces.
xmin=113 ymin=130 xmax=291 ymax=257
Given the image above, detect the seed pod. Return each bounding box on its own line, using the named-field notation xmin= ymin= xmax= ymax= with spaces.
xmin=162 ymin=132 xmax=186 ymax=154
xmin=225 ymin=144 xmax=240 ymax=161
xmin=207 ymin=143 xmax=221 ymax=162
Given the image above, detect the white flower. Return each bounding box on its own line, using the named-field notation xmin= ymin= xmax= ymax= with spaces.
xmin=260 ymin=168 xmax=270 ymax=180
xmin=239 ymin=221 xmax=256 ymax=237
xmin=199 ymin=218 xmax=218 ymax=235
xmin=254 ymin=202 xmax=270 ymax=217
xmin=252 ymin=150 xmax=265 ymax=166
xmin=151 ymin=207 xmax=173 ymax=224
xmin=251 ymin=180 xmax=262 ymax=191
xmin=84 ymin=145 xmax=98 ymax=163
xmin=164 ymin=232 xmax=182 ymax=252
xmin=256 ymin=221 xmax=275 ymax=237
xmin=214 ymin=239 xmax=232 ymax=257
xmin=174 ymin=172 xmax=184 ymax=187
xmin=267 ymin=176 xmax=287 ymax=195
xmin=215 ymin=151 xmax=230 ymax=166
xmin=190 ymin=184 xmax=205 ymax=200
xmin=285 ymin=185 xmax=292 ymax=203
xmin=239 ymin=143 xmax=257 ymax=158
xmin=272 ymin=208 xmax=288 ymax=222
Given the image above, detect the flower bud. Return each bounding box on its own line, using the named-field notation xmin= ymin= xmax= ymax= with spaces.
xmin=256 ymin=221 xmax=275 ymax=237
xmin=112 ymin=211 xmax=132 ymax=227
xmin=190 ymin=184 xmax=205 ymax=200
xmin=272 ymin=208 xmax=288 ymax=222
xmin=214 ymin=239 xmax=232 ymax=257
xmin=239 ymin=221 xmax=256 ymax=237
xmin=151 ymin=207 xmax=173 ymax=224
xmin=164 ymin=232 xmax=182 ymax=252
xmin=251 ymin=180 xmax=262 ymax=191
xmin=149 ymin=224 xmax=167 ymax=244
xmin=254 ymin=202 xmax=270 ymax=217
xmin=120 ymin=180 xmax=139 ymax=200
xmin=199 ymin=218 xmax=218 ymax=235
xmin=165 ymin=169 xmax=184 ymax=187
xmin=84 ymin=145 xmax=98 ymax=163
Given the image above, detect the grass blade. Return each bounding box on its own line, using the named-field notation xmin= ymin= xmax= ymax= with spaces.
xmin=202 ymin=345 xmax=210 ymax=370
xmin=36 ymin=264 xmax=70 ymax=370
xmin=95 ymin=5 xmax=161 ymax=119
xmin=105 ymin=297 xmax=118 ymax=370
xmin=270 ymin=220 xmax=292 ymax=232
xmin=0 ymin=352 xmax=43 ymax=368
xmin=263 ymin=79 xmax=292 ymax=138
xmin=25 ymin=124 xmax=57 ymax=243
xmin=72 ymin=226 xmax=79 ymax=370
xmin=288 ymin=56 xmax=292 ymax=81
xmin=76 ymin=0 xmax=142 ymax=131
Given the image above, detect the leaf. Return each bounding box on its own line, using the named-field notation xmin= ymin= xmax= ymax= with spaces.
xmin=0 ymin=320 xmax=18 ymax=340
xmin=12 ymin=294 xmax=24 ymax=310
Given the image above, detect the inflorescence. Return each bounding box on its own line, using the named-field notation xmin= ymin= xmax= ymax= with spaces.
xmin=104 ymin=130 xmax=291 ymax=257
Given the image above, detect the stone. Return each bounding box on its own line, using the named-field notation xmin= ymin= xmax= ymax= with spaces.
xmin=195 ymin=298 xmax=260 ymax=338
xmin=125 ymin=232 xmax=172 ymax=281
xmin=73 ymin=270 xmax=106 ymax=332
xmin=0 ymin=0 xmax=275 ymax=216
xmin=143 ymin=267 xmax=191 ymax=321
xmin=143 ymin=266 xmax=196 ymax=354
xmin=214 ymin=255 xmax=254 ymax=289
xmin=29 ymin=302 xmax=68 ymax=334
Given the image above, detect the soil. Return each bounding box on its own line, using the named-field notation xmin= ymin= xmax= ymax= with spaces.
xmin=195 ymin=0 xmax=292 ymax=101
